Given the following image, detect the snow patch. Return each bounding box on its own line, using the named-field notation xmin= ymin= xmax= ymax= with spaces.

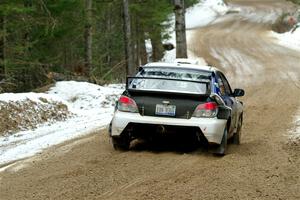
xmin=269 ymin=26 xmax=300 ymax=142
xmin=162 ymin=0 xmax=228 ymax=63
xmin=289 ymin=110 xmax=300 ymax=142
xmin=48 ymin=81 xmax=123 ymax=115
xmin=0 ymin=93 xmax=58 ymax=103
xmin=270 ymin=26 xmax=300 ymax=51
xmin=229 ymin=3 xmax=285 ymax=24
xmin=186 ymin=0 xmax=228 ymax=29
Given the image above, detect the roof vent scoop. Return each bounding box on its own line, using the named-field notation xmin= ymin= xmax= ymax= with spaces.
xmin=175 ymin=58 xmax=199 ymax=65
xmin=175 ymin=58 xmax=207 ymax=66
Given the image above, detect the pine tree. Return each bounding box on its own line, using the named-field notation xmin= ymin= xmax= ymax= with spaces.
xmin=0 ymin=12 xmax=5 ymax=80
xmin=123 ymin=0 xmax=135 ymax=76
xmin=84 ymin=0 xmax=92 ymax=76
xmin=0 ymin=0 xmax=200 ymax=92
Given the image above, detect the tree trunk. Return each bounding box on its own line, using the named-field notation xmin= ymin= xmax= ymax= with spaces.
xmin=134 ymin=19 xmax=147 ymax=66
xmin=123 ymin=0 xmax=135 ymax=76
xmin=150 ymin=31 xmax=164 ymax=61
xmin=106 ymin=4 xmax=112 ymax=67
xmin=0 ymin=14 xmax=5 ymax=80
xmin=84 ymin=0 xmax=93 ymax=76
xmin=139 ymin=33 xmax=147 ymax=65
xmin=24 ymin=0 xmax=32 ymax=7
xmin=174 ymin=0 xmax=187 ymax=58
xmin=134 ymin=15 xmax=140 ymax=66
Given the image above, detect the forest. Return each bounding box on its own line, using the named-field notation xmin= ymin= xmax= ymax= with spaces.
xmin=0 ymin=0 xmax=198 ymax=92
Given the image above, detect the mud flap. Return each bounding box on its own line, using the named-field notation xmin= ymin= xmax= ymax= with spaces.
xmin=212 ymin=128 xmax=228 ymax=156
xmin=108 ymin=122 xmax=112 ymax=136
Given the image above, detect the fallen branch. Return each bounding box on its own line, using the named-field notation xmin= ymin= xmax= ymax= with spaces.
xmin=100 ymin=60 xmax=126 ymax=80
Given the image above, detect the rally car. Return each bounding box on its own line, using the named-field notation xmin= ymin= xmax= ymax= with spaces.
xmin=109 ymin=60 xmax=244 ymax=155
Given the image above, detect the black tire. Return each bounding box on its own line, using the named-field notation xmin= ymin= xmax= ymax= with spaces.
xmin=233 ymin=117 xmax=242 ymax=145
xmin=112 ymin=136 xmax=130 ymax=151
xmin=214 ymin=128 xmax=228 ymax=156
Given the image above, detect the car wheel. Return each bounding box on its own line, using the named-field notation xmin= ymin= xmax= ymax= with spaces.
xmin=233 ymin=117 xmax=242 ymax=145
xmin=214 ymin=128 xmax=228 ymax=156
xmin=112 ymin=136 xmax=130 ymax=151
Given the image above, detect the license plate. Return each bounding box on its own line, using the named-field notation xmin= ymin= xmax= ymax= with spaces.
xmin=155 ymin=104 xmax=176 ymax=116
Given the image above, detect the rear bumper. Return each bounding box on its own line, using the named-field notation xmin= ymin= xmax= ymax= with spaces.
xmin=111 ymin=111 xmax=227 ymax=144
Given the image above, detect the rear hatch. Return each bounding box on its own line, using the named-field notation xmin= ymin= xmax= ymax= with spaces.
xmin=126 ymin=66 xmax=212 ymax=119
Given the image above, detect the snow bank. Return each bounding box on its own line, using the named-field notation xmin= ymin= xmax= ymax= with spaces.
xmin=48 ymin=81 xmax=123 ymax=115
xmin=162 ymin=0 xmax=228 ymax=63
xmin=0 ymin=92 xmax=62 ymax=103
xmin=269 ymin=22 xmax=300 ymax=142
xmin=185 ymin=0 xmax=228 ymax=29
xmin=0 ymin=81 xmax=124 ymax=166
xmin=270 ymin=26 xmax=300 ymax=51
xmin=270 ymin=26 xmax=300 ymax=143
xmin=0 ymin=96 xmax=70 ymax=136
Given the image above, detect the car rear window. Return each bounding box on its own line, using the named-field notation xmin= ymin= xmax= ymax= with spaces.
xmin=128 ymin=67 xmax=212 ymax=95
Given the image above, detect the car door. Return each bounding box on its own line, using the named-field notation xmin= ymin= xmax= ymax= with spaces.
xmin=216 ymin=72 xmax=238 ymax=136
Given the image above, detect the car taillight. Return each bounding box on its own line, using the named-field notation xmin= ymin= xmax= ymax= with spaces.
xmin=117 ymin=95 xmax=138 ymax=113
xmin=192 ymin=102 xmax=218 ymax=118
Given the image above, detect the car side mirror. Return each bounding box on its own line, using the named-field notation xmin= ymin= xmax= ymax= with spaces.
xmin=233 ymin=89 xmax=245 ymax=97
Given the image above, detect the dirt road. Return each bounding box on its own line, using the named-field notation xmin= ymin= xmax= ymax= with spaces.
xmin=1 ymin=0 xmax=300 ymax=199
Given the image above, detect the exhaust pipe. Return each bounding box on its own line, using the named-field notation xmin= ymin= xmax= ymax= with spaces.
xmin=157 ymin=125 xmax=166 ymax=134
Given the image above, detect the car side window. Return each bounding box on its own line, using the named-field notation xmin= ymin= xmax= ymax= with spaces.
xmin=217 ymin=72 xmax=232 ymax=96
xmin=221 ymin=74 xmax=232 ymax=95
xmin=217 ymin=76 xmax=226 ymax=96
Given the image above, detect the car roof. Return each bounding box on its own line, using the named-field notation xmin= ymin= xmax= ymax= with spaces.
xmin=143 ymin=62 xmax=219 ymax=72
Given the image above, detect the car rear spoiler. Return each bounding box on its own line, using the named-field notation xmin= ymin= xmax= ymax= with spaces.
xmin=126 ymin=76 xmax=211 ymax=98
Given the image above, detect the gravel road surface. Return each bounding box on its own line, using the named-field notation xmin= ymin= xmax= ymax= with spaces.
xmin=1 ymin=0 xmax=299 ymax=199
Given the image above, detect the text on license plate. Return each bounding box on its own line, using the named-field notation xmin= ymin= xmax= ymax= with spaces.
xmin=155 ymin=104 xmax=176 ymax=116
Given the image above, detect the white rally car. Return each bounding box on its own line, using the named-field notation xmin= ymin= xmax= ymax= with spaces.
xmin=109 ymin=60 xmax=244 ymax=155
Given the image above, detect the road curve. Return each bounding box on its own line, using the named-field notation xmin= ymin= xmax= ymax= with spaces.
xmin=1 ymin=0 xmax=300 ymax=199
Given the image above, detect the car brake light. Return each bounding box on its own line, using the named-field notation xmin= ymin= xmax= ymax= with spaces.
xmin=192 ymin=102 xmax=218 ymax=118
xmin=117 ymin=95 xmax=138 ymax=113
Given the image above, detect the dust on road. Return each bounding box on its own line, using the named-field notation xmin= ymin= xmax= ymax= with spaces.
xmin=1 ymin=0 xmax=300 ymax=199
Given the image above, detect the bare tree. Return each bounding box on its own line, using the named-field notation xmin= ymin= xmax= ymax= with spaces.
xmin=84 ymin=0 xmax=93 ymax=76
xmin=174 ymin=0 xmax=187 ymax=58
xmin=123 ymin=0 xmax=135 ymax=76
